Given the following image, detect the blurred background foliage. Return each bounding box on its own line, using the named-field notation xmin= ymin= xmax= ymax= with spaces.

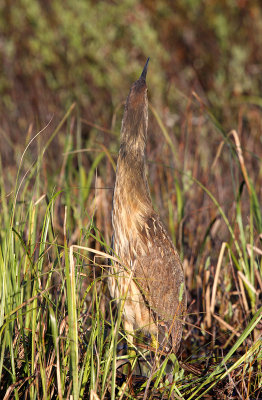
xmin=1 ymin=0 xmax=262 ymax=149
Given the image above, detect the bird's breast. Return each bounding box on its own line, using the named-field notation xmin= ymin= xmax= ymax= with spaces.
xmin=112 ymin=189 xmax=151 ymax=263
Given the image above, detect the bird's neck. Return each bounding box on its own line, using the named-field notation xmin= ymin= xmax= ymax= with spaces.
xmin=113 ymin=146 xmax=153 ymax=217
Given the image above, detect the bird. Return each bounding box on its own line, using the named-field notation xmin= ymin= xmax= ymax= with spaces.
xmin=108 ymin=58 xmax=186 ymax=353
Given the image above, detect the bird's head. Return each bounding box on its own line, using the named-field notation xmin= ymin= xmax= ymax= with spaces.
xmin=120 ymin=58 xmax=149 ymax=157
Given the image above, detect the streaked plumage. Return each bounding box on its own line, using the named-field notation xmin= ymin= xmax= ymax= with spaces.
xmin=108 ymin=59 xmax=186 ymax=352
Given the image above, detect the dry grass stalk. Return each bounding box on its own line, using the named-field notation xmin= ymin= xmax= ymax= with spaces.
xmin=238 ymin=271 xmax=257 ymax=295
xmin=246 ymin=243 xmax=262 ymax=257
xmin=229 ymin=129 xmax=251 ymax=196
xmin=90 ymin=389 xmax=101 ymax=400
xmin=204 ymin=269 xmax=211 ymax=328
xmin=213 ymin=314 xmax=240 ymax=336
xmin=254 ymin=268 xmax=262 ymax=291
xmin=238 ymin=275 xmax=249 ymax=314
xmin=211 ymin=242 xmax=226 ymax=315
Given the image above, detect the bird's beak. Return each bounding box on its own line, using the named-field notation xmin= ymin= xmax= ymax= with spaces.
xmin=139 ymin=58 xmax=150 ymax=81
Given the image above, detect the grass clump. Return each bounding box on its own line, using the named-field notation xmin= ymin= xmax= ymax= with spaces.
xmin=0 ymin=92 xmax=261 ymax=399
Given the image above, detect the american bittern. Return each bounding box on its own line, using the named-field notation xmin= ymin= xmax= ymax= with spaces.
xmin=109 ymin=59 xmax=186 ymax=353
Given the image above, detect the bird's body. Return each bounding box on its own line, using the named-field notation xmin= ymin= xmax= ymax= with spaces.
xmin=108 ymin=60 xmax=185 ymax=352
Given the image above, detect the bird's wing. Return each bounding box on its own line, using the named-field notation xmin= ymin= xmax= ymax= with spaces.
xmin=133 ymin=216 xmax=186 ymax=349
